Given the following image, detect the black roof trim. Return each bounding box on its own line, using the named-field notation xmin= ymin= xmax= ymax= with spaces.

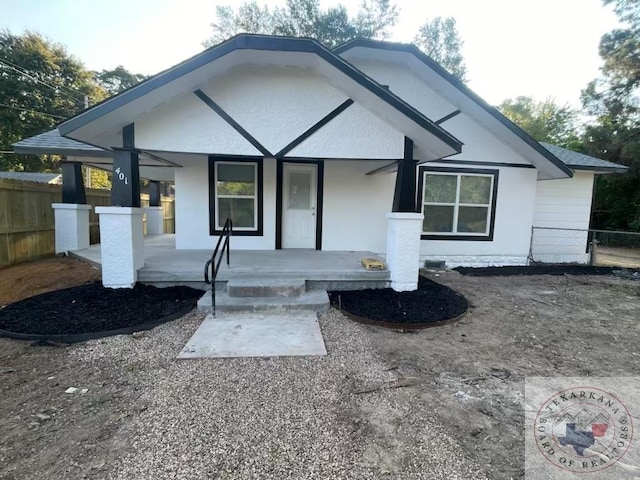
xmin=570 ymin=165 xmax=628 ymax=173
xmin=334 ymin=38 xmax=574 ymax=177
xmin=59 ymin=34 xmax=462 ymax=152
xmin=13 ymin=146 xmax=112 ymax=157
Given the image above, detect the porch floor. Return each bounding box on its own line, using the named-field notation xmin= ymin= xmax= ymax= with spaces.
xmin=72 ymin=234 xmax=390 ymax=288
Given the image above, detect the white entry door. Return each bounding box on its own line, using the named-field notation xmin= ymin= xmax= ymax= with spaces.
xmin=282 ymin=163 xmax=317 ymax=249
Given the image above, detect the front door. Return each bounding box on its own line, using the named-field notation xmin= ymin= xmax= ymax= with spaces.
xmin=282 ymin=163 xmax=317 ymax=249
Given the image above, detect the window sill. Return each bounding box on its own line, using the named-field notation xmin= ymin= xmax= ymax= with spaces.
xmin=212 ymin=229 xmax=263 ymax=237
xmin=421 ymin=233 xmax=494 ymax=241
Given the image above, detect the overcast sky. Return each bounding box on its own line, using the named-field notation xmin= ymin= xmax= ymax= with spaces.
xmin=3 ymin=0 xmax=621 ymax=107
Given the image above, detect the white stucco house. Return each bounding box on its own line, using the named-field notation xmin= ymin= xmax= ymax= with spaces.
xmin=14 ymin=34 xmax=626 ymax=290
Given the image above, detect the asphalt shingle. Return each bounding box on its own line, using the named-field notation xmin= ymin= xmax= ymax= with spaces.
xmin=12 ymin=129 xmax=110 ymax=157
xmin=540 ymin=142 xmax=627 ymax=173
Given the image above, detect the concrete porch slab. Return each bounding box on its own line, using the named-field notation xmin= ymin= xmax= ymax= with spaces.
xmin=71 ymin=234 xmax=390 ymax=290
xmin=177 ymin=312 xmax=327 ymax=359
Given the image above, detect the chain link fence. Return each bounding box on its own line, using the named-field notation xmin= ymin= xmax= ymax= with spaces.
xmin=530 ymin=227 xmax=640 ymax=269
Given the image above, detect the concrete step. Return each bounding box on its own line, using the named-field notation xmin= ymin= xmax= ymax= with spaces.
xmin=227 ymin=278 xmax=306 ymax=298
xmin=197 ymin=290 xmax=329 ymax=315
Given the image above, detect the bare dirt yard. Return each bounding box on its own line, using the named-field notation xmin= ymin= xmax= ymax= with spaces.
xmin=1 ymin=259 xmax=639 ymax=479
xmin=597 ymin=245 xmax=640 ymax=269
xmin=0 ymin=257 xmax=100 ymax=307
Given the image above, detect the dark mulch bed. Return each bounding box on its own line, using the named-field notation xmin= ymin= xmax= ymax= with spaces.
xmin=453 ymin=265 xmax=620 ymax=277
xmin=0 ymin=282 xmax=203 ymax=342
xmin=328 ymin=276 xmax=468 ymax=328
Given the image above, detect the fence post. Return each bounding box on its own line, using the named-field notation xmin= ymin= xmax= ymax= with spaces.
xmin=528 ymin=226 xmax=535 ymax=265
xmin=589 ymin=230 xmax=598 ymax=266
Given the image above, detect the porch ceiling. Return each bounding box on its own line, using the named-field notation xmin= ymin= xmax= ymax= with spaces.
xmin=67 ymin=153 xmax=180 ymax=182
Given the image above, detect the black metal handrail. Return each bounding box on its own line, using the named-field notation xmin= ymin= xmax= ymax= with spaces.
xmin=204 ymin=218 xmax=232 ymax=316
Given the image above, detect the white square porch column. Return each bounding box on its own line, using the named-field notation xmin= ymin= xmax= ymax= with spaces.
xmin=386 ymin=212 xmax=423 ymax=292
xmin=51 ymin=203 xmax=92 ymax=254
xmin=145 ymin=206 xmax=164 ymax=235
xmin=96 ymin=207 xmax=145 ymax=288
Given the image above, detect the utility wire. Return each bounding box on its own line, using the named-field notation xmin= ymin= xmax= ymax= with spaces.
xmin=0 ymin=57 xmax=85 ymax=99
xmin=0 ymin=59 xmax=86 ymax=105
xmin=0 ymin=102 xmax=66 ymax=119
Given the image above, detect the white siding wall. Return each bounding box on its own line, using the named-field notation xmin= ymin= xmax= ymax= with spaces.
xmin=135 ymin=65 xmax=404 ymax=159
xmin=174 ymin=157 xmax=277 ymax=250
xmin=201 ymin=66 xmax=348 ymax=155
xmin=351 ymin=60 xmax=455 ymax=120
xmin=350 ymin=58 xmax=545 ymax=267
xmin=175 ymin=157 xmax=553 ymax=266
xmin=288 ymin=103 xmax=404 ymax=159
xmin=321 ymin=161 xmax=395 ymax=252
xmin=533 ymin=172 xmax=595 ymax=229
xmin=419 ymin=165 xmax=538 ymax=267
xmin=135 ymin=93 xmax=262 ymax=155
xmin=531 ymin=172 xmax=595 ymax=264
xmin=174 ymin=158 xmax=394 ymax=251
xmin=350 ymin=60 xmax=530 ymax=165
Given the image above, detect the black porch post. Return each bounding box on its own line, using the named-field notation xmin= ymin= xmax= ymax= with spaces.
xmin=392 ymin=137 xmax=417 ymax=212
xmin=111 ymin=123 xmax=141 ymax=207
xmin=149 ymin=181 xmax=161 ymax=207
xmin=61 ymin=161 xmax=87 ymax=204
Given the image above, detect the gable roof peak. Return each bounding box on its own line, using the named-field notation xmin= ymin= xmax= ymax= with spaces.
xmin=335 ymin=38 xmax=574 ymax=179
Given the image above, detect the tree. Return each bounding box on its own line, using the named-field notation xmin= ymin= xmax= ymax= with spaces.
xmin=0 ymin=30 xmax=106 ymax=172
xmin=498 ymin=96 xmax=578 ymax=147
xmin=94 ymin=66 xmax=147 ymax=96
xmin=203 ymin=0 xmax=399 ymax=49
xmin=582 ymin=120 xmax=640 ymax=230
xmin=580 ymin=0 xmax=640 ymax=231
xmin=414 ymin=17 xmax=467 ymax=82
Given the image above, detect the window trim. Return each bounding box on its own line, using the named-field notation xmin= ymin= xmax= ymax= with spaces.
xmin=417 ymin=166 xmax=499 ymax=241
xmin=209 ymin=157 xmax=263 ymax=236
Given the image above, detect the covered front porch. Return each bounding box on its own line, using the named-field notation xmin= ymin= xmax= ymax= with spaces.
xmin=72 ymin=234 xmax=390 ymax=291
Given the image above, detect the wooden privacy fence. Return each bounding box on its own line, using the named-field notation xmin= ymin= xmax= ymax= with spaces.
xmin=0 ymin=178 xmax=175 ymax=268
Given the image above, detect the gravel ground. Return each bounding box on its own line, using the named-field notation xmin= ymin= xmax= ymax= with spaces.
xmin=61 ymin=309 xmax=487 ymax=480
xmin=4 ymin=271 xmax=638 ymax=479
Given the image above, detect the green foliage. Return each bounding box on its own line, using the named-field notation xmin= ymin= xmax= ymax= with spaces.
xmin=203 ymin=0 xmax=399 ymax=49
xmin=498 ymin=96 xmax=578 ymax=147
xmin=0 ymin=30 xmax=106 ymax=172
xmin=94 ymin=66 xmax=147 ymax=96
xmin=602 ymin=0 xmax=640 ymax=95
xmin=580 ymin=0 xmax=640 ymax=231
xmin=83 ymin=165 xmax=112 ymax=190
xmin=583 ymin=121 xmax=640 ymax=230
xmin=414 ymin=17 xmax=467 ymax=82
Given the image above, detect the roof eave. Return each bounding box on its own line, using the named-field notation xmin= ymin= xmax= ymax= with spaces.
xmin=12 ymin=145 xmax=112 ymax=158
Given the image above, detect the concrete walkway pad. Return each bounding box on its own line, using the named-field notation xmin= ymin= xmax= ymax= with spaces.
xmin=177 ymin=312 xmax=327 ymax=358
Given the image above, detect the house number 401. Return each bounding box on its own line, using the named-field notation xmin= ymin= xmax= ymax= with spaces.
xmin=115 ymin=167 xmax=129 ymax=185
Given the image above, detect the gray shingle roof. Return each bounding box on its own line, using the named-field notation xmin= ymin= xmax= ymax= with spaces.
xmin=12 ymin=129 xmax=110 ymax=157
xmin=540 ymin=142 xmax=627 ymax=173
xmin=0 ymin=171 xmax=62 ymax=184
